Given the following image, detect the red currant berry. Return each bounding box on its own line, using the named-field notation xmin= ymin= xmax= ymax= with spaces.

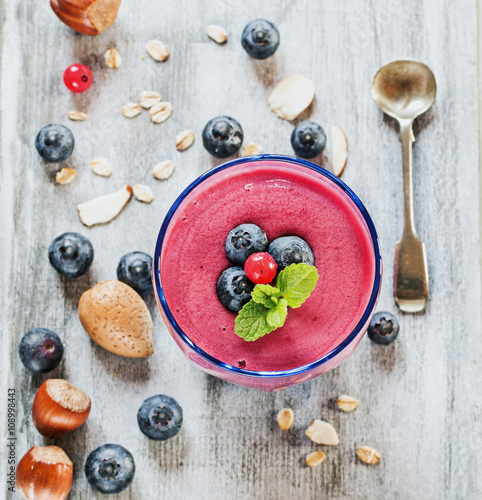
xmin=63 ymin=63 xmax=93 ymax=93
xmin=244 ymin=252 xmax=277 ymax=284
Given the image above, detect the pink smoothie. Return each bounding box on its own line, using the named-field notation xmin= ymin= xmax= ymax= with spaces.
xmin=160 ymin=159 xmax=376 ymax=372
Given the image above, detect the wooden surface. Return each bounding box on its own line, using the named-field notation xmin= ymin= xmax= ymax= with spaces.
xmin=1 ymin=0 xmax=481 ymax=498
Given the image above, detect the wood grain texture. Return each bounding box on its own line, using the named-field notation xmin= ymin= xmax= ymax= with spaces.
xmin=1 ymin=0 xmax=481 ymax=498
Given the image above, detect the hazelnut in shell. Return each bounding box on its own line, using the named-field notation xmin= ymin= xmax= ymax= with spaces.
xmin=78 ymin=280 xmax=154 ymax=358
xmin=32 ymin=379 xmax=91 ymax=438
xmin=16 ymin=445 xmax=73 ymax=500
xmin=50 ymin=0 xmax=122 ymax=36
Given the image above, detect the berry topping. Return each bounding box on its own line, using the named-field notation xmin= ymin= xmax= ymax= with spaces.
xmin=291 ymin=121 xmax=327 ymax=159
xmin=18 ymin=328 xmax=64 ymax=374
xmin=63 ymin=63 xmax=93 ymax=93
xmin=48 ymin=232 xmax=94 ymax=278
xmin=244 ymin=252 xmax=277 ymax=284
xmin=268 ymin=236 xmax=314 ymax=272
xmin=137 ymin=395 xmax=183 ymax=441
xmin=84 ymin=444 xmax=135 ymax=495
xmin=216 ymin=267 xmax=254 ymax=312
xmin=202 ymin=116 xmax=243 ymax=158
xmin=225 ymin=223 xmax=268 ymax=265
xmin=367 ymin=312 xmax=399 ymax=345
xmin=241 ymin=19 xmax=280 ymax=59
xmin=117 ymin=251 xmax=153 ymax=296
xmin=35 ymin=124 xmax=74 ymax=163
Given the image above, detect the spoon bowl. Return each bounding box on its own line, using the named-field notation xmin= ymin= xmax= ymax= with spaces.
xmin=372 ymin=60 xmax=437 ymax=121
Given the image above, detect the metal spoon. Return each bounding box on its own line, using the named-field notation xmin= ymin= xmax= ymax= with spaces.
xmin=372 ymin=60 xmax=436 ymax=313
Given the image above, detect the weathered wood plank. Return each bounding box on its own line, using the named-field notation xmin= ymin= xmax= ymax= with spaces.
xmin=1 ymin=0 xmax=481 ymax=498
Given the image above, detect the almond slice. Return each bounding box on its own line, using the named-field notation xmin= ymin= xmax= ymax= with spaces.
xmin=90 ymin=157 xmax=112 ymax=177
xmin=77 ymin=185 xmax=132 ymax=227
xmin=337 ymin=394 xmax=358 ymax=412
xmin=150 ymin=102 xmax=172 ymax=124
xmin=55 ymin=167 xmax=77 ymax=185
xmin=139 ymin=91 xmax=161 ymax=109
xmin=176 ymin=130 xmax=195 ymax=151
xmin=268 ymin=74 xmax=315 ymax=121
xmin=241 ymin=143 xmax=262 ymax=157
xmin=276 ymin=408 xmax=294 ymax=430
xmin=332 ymin=125 xmax=348 ymax=177
xmin=356 ymin=446 xmax=381 ymax=464
xmin=207 ymin=25 xmax=227 ymax=44
xmin=146 ymin=40 xmax=169 ymax=61
xmin=67 ymin=110 xmax=87 ymax=121
xmin=306 ymin=451 xmax=326 ymax=467
xmin=104 ymin=48 xmax=121 ymax=69
xmin=122 ymin=102 xmax=142 ymax=118
xmin=305 ymin=419 xmax=339 ymax=445
xmin=133 ymin=184 xmax=153 ymax=203
xmin=153 ymin=160 xmax=175 ymax=180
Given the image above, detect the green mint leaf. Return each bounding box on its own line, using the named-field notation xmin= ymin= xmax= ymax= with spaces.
xmin=251 ymin=284 xmax=282 ymax=308
xmin=266 ymin=298 xmax=288 ymax=328
xmin=276 ymin=263 xmax=319 ymax=308
xmin=235 ymin=300 xmax=276 ymax=341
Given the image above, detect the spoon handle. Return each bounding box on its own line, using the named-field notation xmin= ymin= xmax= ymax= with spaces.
xmin=394 ymin=120 xmax=429 ymax=313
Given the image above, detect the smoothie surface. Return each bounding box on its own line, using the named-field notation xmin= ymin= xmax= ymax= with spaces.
xmin=160 ymin=160 xmax=376 ymax=372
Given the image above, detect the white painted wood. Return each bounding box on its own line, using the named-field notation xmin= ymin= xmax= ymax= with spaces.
xmin=1 ymin=0 xmax=481 ymax=498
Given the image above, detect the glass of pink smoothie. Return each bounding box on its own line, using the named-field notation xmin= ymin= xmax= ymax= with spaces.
xmin=153 ymin=155 xmax=382 ymax=392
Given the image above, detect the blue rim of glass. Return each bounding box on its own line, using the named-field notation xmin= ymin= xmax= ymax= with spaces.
xmin=153 ymin=154 xmax=382 ymax=379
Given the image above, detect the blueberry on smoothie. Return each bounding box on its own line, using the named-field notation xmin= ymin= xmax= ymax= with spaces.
xmin=367 ymin=312 xmax=399 ymax=345
xmin=18 ymin=328 xmax=64 ymax=374
xmin=216 ymin=267 xmax=254 ymax=312
xmin=35 ymin=124 xmax=74 ymax=163
xmin=226 ymin=223 xmax=268 ymax=265
xmin=48 ymin=232 xmax=94 ymax=277
xmin=268 ymin=236 xmax=314 ymax=272
xmin=291 ymin=121 xmax=327 ymax=159
xmin=241 ymin=19 xmax=280 ymax=59
xmin=202 ymin=116 xmax=243 ymax=158
xmin=117 ymin=251 xmax=153 ymax=296
xmin=137 ymin=395 xmax=183 ymax=441
xmin=85 ymin=444 xmax=135 ymax=495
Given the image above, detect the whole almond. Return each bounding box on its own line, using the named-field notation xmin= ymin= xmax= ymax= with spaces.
xmin=146 ymin=40 xmax=169 ymax=61
xmin=356 ymin=446 xmax=381 ymax=465
xmin=276 ymin=408 xmax=294 ymax=430
xmin=150 ymin=102 xmax=173 ymax=124
xmin=153 ymin=160 xmax=175 ymax=180
xmin=79 ymin=280 xmax=154 ymax=358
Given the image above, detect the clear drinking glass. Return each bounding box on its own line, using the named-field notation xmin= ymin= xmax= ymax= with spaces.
xmin=153 ymin=155 xmax=382 ymax=392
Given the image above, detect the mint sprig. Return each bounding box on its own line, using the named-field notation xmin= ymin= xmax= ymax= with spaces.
xmin=235 ymin=263 xmax=319 ymax=342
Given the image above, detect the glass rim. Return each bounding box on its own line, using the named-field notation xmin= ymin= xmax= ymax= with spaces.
xmin=153 ymin=154 xmax=382 ymax=379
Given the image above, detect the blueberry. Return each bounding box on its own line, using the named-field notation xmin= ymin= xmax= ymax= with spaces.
xmin=291 ymin=121 xmax=326 ymax=159
xmin=367 ymin=312 xmax=399 ymax=345
xmin=268 ymin=236 xmax=314 ymax=272
xmin=85 ymin=444 xmax=135 ymax=495
xmin=137 ymin=395 xmax=183 ymax=441
xmin=225 ymin=223 xmax=268 ymax=265
xmin=202 ymin=116 xmax=243 ymax=158
xmin=35 ymin=124 xmax=74 ymax=163
xmin=216 ymin=267 xmax=254 ymax=312
xmin=117 ymin=252 xmax=153 ymax=296
xmin=48 ymin=232 xmax=94 ymax=278
xmin=241 ymin=19 xmax=280 ymax=59
xmin=18 ymin=328 xmax=64 ymax=374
